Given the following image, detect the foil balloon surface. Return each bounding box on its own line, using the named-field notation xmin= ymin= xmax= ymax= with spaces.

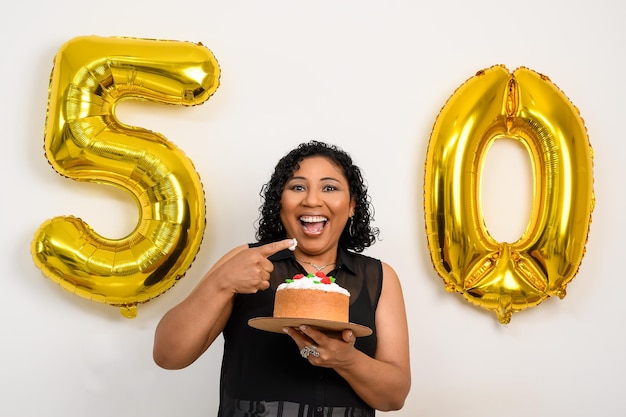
xmin=31 ymin=36 xmax=220 ymax=317
xmin=424 ymin=65 xmax=594 ymax=323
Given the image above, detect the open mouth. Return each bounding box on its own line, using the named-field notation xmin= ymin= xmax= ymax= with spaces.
xmin=300 ymin=215 xmax=328 ymax=233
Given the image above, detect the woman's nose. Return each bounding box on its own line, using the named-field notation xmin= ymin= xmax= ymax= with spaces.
xmin=302 ymin=189 xmax=323 ymax=206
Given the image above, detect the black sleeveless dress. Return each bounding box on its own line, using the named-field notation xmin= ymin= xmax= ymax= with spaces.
xmin=217 ymin=245 xmax=383 ymax=417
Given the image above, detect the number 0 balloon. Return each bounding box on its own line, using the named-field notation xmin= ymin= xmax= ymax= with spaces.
xmin=424 ymin=65 xmax=594 ymax=323
xmin=31 ymin=36 xmax=220 ymax=317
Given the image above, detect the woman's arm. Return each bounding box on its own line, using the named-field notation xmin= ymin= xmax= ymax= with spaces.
xmin=287 ymin=261 xmax=411 ymax=410
xmin=153 ymin=239 xmax=296 ymax=369
xmin=335 ymin=261 xmax=411 ymax=410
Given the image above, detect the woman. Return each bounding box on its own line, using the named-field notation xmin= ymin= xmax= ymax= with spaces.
xmin=153 ymin=141 xmax=410 ymax=416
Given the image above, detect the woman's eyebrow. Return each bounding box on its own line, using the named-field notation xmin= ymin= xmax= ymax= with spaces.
xmin=287 ymin=176 xmax=342 ymax=182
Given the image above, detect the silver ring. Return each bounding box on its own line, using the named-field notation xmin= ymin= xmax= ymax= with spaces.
xmin=300 ymin=345 xmax=319 ymax=359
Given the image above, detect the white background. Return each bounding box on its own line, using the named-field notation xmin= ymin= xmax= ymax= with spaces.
xmin=2 ymin=1 xmax=625 ymax=416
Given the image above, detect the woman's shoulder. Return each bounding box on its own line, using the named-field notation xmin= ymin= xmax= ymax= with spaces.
xmin=345 ymin=250 xmax=399 ymax=280
xmin=343 ymin=248 xmax=382 ymax=266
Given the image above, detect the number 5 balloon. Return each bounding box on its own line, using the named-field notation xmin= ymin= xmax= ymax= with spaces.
xmin=424 ymin=65 xmax=594 ymax=324
xmin=31 ymin=36 xmax=220 ymax=318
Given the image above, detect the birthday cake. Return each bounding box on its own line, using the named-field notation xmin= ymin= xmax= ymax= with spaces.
xmin=274 ymin=272 xmax=350 ymax=322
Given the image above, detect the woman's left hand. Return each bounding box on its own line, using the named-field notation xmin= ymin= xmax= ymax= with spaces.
xmin=283 ymin=262 xmax=410 ymax=412
xmin=283 ymin=325 xmax=356 ymax=368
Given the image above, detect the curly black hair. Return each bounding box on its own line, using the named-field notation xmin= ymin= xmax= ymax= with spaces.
xmin=255 ymin=140 xmax=379 ymax=252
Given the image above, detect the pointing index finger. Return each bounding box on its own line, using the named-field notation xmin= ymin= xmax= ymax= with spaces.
xmin=256 ymin=238 xmax=297 ymax=258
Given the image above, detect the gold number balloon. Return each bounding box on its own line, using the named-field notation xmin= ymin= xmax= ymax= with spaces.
xmin=31 ymin=36 xmax=220 ymax=318
xmin=424 ymin=65 xmax=594 ymax=323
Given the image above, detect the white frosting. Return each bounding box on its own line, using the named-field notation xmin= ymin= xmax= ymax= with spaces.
xmin=288 ymin=238 xmax=297 ymax=251
xmin=277 ymin=274 xmax=350 ymax=296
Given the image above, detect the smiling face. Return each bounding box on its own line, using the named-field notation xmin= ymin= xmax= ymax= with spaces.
xmin=280 ymin=156 xmax=355 ymax=259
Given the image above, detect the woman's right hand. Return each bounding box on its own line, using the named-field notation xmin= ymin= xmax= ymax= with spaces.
xmin=210 ymin=239 xmax=296 ymax=294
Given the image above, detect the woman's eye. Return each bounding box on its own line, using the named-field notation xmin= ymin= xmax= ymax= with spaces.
xmin=291 ymin=184 xmax=305 ymax=191
xmin=323 ymin=185 xmax=337 ymax=192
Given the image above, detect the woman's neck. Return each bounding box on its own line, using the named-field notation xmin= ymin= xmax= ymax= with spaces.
xmin=293 ymin=249 xmax=337 ymax=274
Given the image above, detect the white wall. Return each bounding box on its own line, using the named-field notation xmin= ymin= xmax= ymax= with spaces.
xmin=2 ymin=1 xmax=624 ymax=416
